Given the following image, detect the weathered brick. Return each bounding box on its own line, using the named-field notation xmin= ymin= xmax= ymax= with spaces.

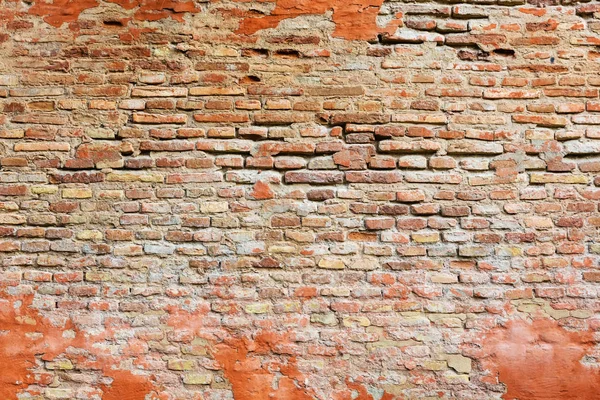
xmin=133 ymin=113 xmax=187 ymax=124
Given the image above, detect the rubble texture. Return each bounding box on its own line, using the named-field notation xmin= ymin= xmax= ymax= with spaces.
xmin=1 ymin=0 xmax=600 ymax=399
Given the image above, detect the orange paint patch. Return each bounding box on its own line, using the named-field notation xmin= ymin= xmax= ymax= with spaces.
xmin=106 ymin=0 xmax=198 ymax=22
xmin=0 ymin=291 xmax=157 ymax=399
xmin=249 ymin=180 xmax=275 ymax=200
xmin=235 ymin=0 xmax=396 ymax=41
xmin=28 ymin=0 xmax=99 ymax=27
xmin=213 ymin=331 xmax=314 ymax=400
xmin=0 ymin=293 xmax=78 ymax=398
xmin=476 ymin=318 xmax=600 ymax=400
xmin=28 ymin=0 xmax=197 ymax=28
xmin=101 ymin=369 xmax=158 ymax=400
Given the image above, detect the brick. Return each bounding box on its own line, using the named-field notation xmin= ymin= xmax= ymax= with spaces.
xmin=254 ymin=112 xmax=312 ymax=125
xmin=131 ymin=87 xmax=187 ymax=97
xmin=9 ymin=87 xmax=64 ymax=97
xmin=183 ymin=373 xmax=213 ymax=385
xmin=194 ymin=113 xmax=249 ymax=123
xmin=447 ymin=141 xmax=503 ymax=155
xmin=14 ymin=142 xmax=71 ymax=151
xmin=530 ymin=173 xmax=588 ymax=184
xmin=285 ymin=171 xmax=344 ymax=184
xmin=379 ymin=140 xmax=440 ymax=153
xmin=512 ymin=114 xmax=568 ymax=127
xmin=133 ymin=113 xmax=187 ymax=124
xmin=271 ymin=215 xmax=301 ymax=227
xmin=0 ymin=185 xmax=27 ymax=196
xmin=140 ymin=140 xmax=195 ymax=152
xmin=365 ymin=217 xmax=395 ymax=230
xmin=166 ymin=172 xmax=223 ymax=183
xmin=72 ymin=85 xmax=128 ymax=97
xmin=483 ymin=89 xmax=540 ymax=99
xmin=190 ymin=86 xmax=245 ymax=96
xmin=345 ymin=171 xmax=402 ymax=183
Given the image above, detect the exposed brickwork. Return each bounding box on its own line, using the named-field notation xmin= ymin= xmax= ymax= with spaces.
xmin=1 ymin=0 xmax=600 ymax=398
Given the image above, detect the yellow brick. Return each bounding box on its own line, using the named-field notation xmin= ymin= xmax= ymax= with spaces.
xmin=76 ymin=230 xmax=103 ymax=240
xmin=276 ymin=301 xmax=301 ymax=313
xmin=213 ymin=47 xmax=238 ymax=57
xmin=0 ymin=129 xmax=24 ymax=138
xmin=318 ymin=258 xmax=345 ymax=269
xmin=31 ymin=185 xmax=58 ymax=194
xmin=423 ymin=360 xmax=447 ymax=371
xmin=412 ymin=232 xmax=440 ymax=243
xmin=444 ymin=372 xmax=470 ymax=383
xmin=0 ymin=214 xmax=26 ymax=225
xmin=106 ymin=172 xmax=163 ymax=183
xmin=311 ymin=313 xmax=338 ymax=326
xmin=447 ymin=354 xmax=472 ymax=373
xmin=268 ymin=245 xmax=296 ymax=253
xmin=85 ymin=271 xmax=111 ymax=281
xmin=167 ymin=359 xmax=195 ymax=371
xmin=0 ymin=202 xmax=19 ymax=211
xmin=495 ymin=246 xmax=523 ymax=257
xmin=183 ymin=373 xmax=213 ymax=385
xmin=343 ymin=316 xmax=371 ymax=327
xmin=62 ymin=188 xmax=92 ymax=199
xmin=530 ymin=173 xmax=588 ymax=184
xmin=98 ymin=190 xmax=124 ymax=199
xmin=245 ymin=303 xmax=271 ymax=314
xmin=571 ymin=309 xmax=593 ymax=319
xmin=325 ymin=287 xmax=351 ymax=296
xmin=200 ymin=201 xmax=229 ymax=213
xmin=46 ymin=360 xmax=74 ymax=370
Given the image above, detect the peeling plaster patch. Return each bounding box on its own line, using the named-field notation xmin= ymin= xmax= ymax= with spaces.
xmin=233 ymin=0 xmax=399 ymax=41
xmin=27 ymin=0 xmax=198 ymax=28
xmin=476 ymin=318 xmax=600 ymax=400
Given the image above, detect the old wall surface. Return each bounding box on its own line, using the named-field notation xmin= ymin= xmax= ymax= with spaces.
xmin=1 ymin=0 xmax=600 ymax=399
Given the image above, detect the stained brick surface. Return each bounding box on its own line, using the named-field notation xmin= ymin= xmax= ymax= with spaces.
xmin=1 ymin=0 xmax=600 ymax=399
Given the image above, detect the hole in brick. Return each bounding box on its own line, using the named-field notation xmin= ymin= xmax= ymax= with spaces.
xmin=240 ymin=75 xmax=261 ymax=84
xmin=248 ymin=8 xmax=267 ymax=16
xmin=242 ymin=48 xmax=269 ymax=58
xmin=274 ymin=49 xmax=301 ymax=58
xmin=493 ymin=48 xmax=515 ymax=57
xmin=103 ymin=20 xmax=124 ymax=27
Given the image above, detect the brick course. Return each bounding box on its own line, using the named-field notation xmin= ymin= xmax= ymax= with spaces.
xmin=1 ymin=0 xmax=600 ymax=399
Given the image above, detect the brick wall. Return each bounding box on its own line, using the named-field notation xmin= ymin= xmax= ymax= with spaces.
xmin=1 ymin=0 xmax=600 ymax=399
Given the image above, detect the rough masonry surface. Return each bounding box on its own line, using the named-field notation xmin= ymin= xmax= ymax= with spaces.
xmin=1 ymin=0 xmax=600 ymax=399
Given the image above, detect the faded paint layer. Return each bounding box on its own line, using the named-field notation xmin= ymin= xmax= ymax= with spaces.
xmin=25 ymin=0 xmax=394 ymax=40
xmin=235 ymin=0 xmax=395 ymax=41
xmin=28 ymin=0 xmax=99 ymax=27
xmin=27 ymin=0 xmax=198 ymax=27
